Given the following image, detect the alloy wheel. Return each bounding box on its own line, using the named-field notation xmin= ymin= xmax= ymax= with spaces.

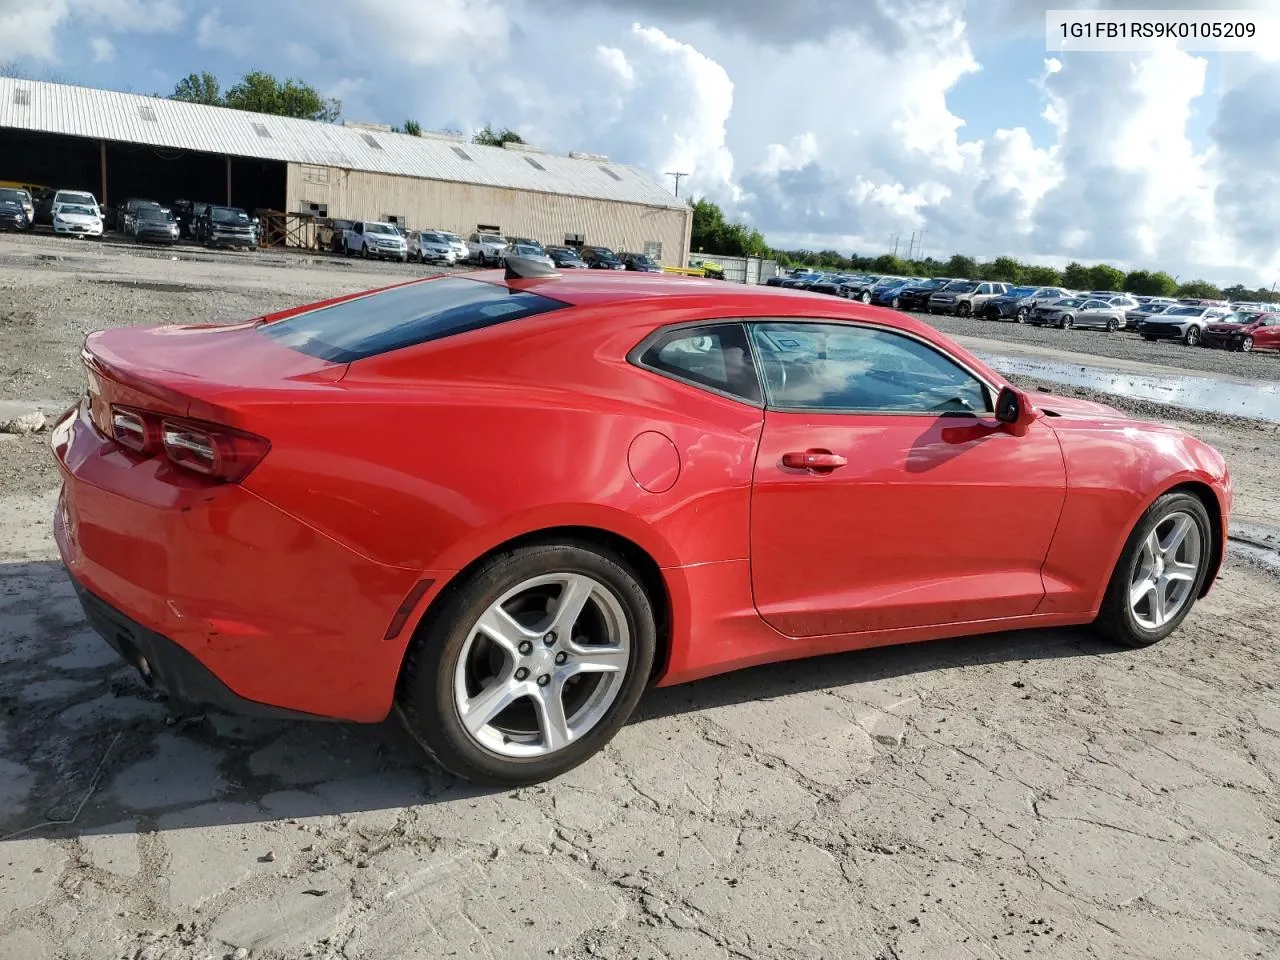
xmin=1185 ymin=327 xmax=1200 ymax=346
xmin=1241 ymin=336 xmax=1254 ymax=352
xmin=1128 ymin=511 xmax=1202 ymax=630
xmin=1016 ymin=308 xmax=1028 ymax=323
xmin=1061 ymin=315 xmax=1074 ymax=329
xmin=452 ymin=573 xmax=630 ymax=758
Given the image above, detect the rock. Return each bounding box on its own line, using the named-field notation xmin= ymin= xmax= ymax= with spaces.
xmin=233 ymin=949 xmax=250 ymax=960
xmin=259 ymin=851 xmax=276 ymax=863
xmin=1 ymin=410 xmax=46 ymax=435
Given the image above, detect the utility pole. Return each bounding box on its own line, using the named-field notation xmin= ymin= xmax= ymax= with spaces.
xmin=907 ymin=231 xmax=916 ymax=261
xmin=666 ymin=171 xmax=689 ymax=197
xmin=891 ymin=234 xmax=899 ymax=258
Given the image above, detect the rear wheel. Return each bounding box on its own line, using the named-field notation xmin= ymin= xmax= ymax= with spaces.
xmin=859 ymin=291 xmax=871 ymax=303
xmin=396 ymin=542 xmax=656 ymax=786
xmin=1095 ymin=493 xmax=1213 ymax=648
xmin=1016 ymin=308 xmax=1028 ymax=323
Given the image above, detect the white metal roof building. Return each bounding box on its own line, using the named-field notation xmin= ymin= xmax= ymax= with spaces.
xmin=0 ymin=77 xmax=692 ymax=263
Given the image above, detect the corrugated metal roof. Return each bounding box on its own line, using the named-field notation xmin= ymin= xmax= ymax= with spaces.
xmin=0 ymin=77 xmax=687 ymax=211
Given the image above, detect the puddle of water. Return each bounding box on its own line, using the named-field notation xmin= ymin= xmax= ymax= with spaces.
xmin=978 ymin=352 xmax=1280 ymax=424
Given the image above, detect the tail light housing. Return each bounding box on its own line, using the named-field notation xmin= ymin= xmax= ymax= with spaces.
xmin=108 ymin=405 xmax=270 ymax=483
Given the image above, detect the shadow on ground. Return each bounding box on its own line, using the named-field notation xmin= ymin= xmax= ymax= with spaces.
xmin=1 ymin=558 xmax=1114 ymax=842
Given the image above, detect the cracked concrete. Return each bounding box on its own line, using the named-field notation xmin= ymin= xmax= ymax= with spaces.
xmin=2 ymin=246 xmax=1280 ymax=959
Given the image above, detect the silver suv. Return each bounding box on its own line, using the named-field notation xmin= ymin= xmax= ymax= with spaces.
xmin=928 ymin=280 xmax=1010 ymax=316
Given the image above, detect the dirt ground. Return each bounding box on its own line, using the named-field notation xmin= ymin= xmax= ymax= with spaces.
xmin=2 ymin=235 xmax=1279 ymax=960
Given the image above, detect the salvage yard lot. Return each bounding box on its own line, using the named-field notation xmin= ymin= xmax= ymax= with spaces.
xmin=2 ymin=234 xmax=1279 ymax=960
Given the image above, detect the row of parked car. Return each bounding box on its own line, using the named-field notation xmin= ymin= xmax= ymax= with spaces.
xmin=768 ymin=269 xmax=1279 ymax=351
xmin=323 ymin=219 xmax=664 ymax=273
xmin=0 ymin=183 xmax=260 ymax=249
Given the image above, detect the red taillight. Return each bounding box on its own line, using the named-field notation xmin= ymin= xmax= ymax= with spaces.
xmin=108 ymin=404 xmax=270 ymax=483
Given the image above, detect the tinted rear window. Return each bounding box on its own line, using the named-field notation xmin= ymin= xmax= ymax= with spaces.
xmin=258 ymin=276 xmax=569 ymax=362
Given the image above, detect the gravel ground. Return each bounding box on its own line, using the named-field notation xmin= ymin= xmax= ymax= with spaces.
xmin=2 ymin=235 xmax=1280 ymax=959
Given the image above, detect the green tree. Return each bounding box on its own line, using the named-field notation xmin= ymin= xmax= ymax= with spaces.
xmin=1021 ymin=265 xmax=1065 ymax=286
xmin=222 ymin=71 xmax=340 ymax=122
xmin=981 ymin=256 xmax=1024 ymax=283
xmin=945 ymin=254 xmax=978 ymax=279
xmin=1176 ymin=279 xmax=1223 ymax=299
xmin=170 ymin=71 xmax=222 ymax=106
xmin=1221 ymin=283 xmax=1250 ymax=301
xmin=472 ymin=123 xmax=526 ymax=146
xmin=1086 ymin=263 xmax=1126 ymax=292
xmin=872 ymin=254 xmax=907 ymax=274
xmin=1124 ymin=269 xmax=1178 ymax=296
xmin=1062 ymin=261 xmax=1091 ymax=290
xmin=402 ymin=119 xmax=422 ymax=136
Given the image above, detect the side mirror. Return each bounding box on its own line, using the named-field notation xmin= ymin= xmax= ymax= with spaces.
xmin=995 ymin=386 xmax=1038 ymax=432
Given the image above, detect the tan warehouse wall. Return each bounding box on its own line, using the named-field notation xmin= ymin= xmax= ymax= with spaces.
xmin=286 ymin=163 xmax=691 ymax=266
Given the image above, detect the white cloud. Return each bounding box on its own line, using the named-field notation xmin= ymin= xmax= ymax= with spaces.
xmin=0 ymin=0 xmax=69 ymax=60
xmin=594 ymin=45 xmax=636 ymax=89
xmin=89 ymin=36 xmax=115 ymax=62
xmin=196 ymin=7 xmax=253 ymax=54
xmin=0 ymin=0 xmax=181 ymax=62
xmin=353 ymin=0 xmax=509 ymax=65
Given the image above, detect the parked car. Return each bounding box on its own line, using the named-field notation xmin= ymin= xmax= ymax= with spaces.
xmin=120 ymin=199 xmax=163 ymax=237
xmin=1138 ymin=305 xmax=1233 ymax=346
xmin=129 ymin=205 xmax=180 ymax=245
xmin=501 ymin=243 xmax=556 ymax=269
xmin=766 ymin=268 xmax=819 ymax=287
xmin=53 ymin=189 xmax=101 ymax=220
xmin=198 ymin=206 xmax=258 ymax=250
xmin=435 ymin=230 xmax=469 ymax=262
xmin=869 ymin=278 xmax=922 ymax=308
xmin=0 ymin=188 xmax=32 ymax=231
xmin=839 ymin=276 xmax=895 ymax=302
xmin=467 ymin=232 xmax=508 ymax=266
xmin=1201 ymin=311 xmax=1280 ymax=352
xmin=0 ymin=187 xmax=34 ymax=228
xmin=345 ymin=220 xmax=408 ymax=261
xmin=893 ymin=278 xmax=957 ymax=311
xmin=1028 ymin=297 xmax=1128 ymax=331
xmin=982 ymin=286 xmax=1071 ymax=322
xmin=54 ymin=270 xmax=1231 ymax=787
xmin=928 ymin=280 xmax=1010 ymax=316
xmin=546 ymin=245 xmax=588 ymax=269
xmin=1126 ymin=298 xmax=1178 ymax=329
xmin=581 ymin=245 xmax=626 ymax=270
xmin=409 ymin=230 xmax=458 ymax=265
xmin=172 ymin=200 xmax=214 ymax=240
xmin=504 ymin=236 xmax=546 ymax=253
xmin=51 ymin=202 xmax=103 ymax=238
xmin=621 ymin=252 xmax=663 ymax=273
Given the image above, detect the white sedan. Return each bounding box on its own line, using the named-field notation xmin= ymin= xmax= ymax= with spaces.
xmin=52 ymin=203 xmax=103 ymax=238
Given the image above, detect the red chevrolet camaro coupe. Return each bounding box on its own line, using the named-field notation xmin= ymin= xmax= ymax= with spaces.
xmin=52 ymin=260 xmax=1232 ymax=786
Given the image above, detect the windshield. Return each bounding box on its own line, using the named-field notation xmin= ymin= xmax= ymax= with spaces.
xmin=59 ymin=193 xmax=94 ymax=205
xmin=138 ymin=207 xmax=173 ymax=222
xmin=1054 ymin=298 xmax=1085 ymax=307
xmin=1221 ymin=312 xmax=1258 ymax=324
xmin=0 ymin=188 xmax=29 ymax=203
xmin=1165 ymin=306 xmax=1204 ymax=316
xmin=479 ymin=234 xmax=504 ymax=244
xmin=513 ymin=245 xmax=542 ymax=256
xmin=58 ymin=205 xmax=95 ymax=217
xmin=553 ymin=248 xmax=581 ymax=259
xmin=631 ymin=255 xmax=655 ymax=264
xmin=947 ymin=281 xmax=978 ymax=294
xmin=366 ymin=223 xmax=396 ymax=234
xmin=440 ymin=232 xmax=460 ymax=242
xmin=212 ymin=207 xmax=249 ymax=223
xmin=594 ymin=248 xmax=618 ymax=258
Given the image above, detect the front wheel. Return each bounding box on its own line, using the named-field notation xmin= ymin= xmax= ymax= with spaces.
xmin=859 ymin=291 xmax=871 ymax=303
xmin=891 ymin=296 xmax=900 ymax=309
xmin=1095 ymin=492 xmax=1213 ymax=648
xmin=1240 ymin=336 xmax=1254 ymax=353
xmin=1061 ymin=315 xmax=1074 ymax=329
xmin=395 ymin=542 xmax=657 ymax=786
xmin=957 ymin=302 xmax=971 ymax=317
xmin=1016 ymin=308 xmax=1028 ymax=323
xmin=1184 ymin=326 xmax=1200 ymax=346
xmin=1106 ymin=318 xmax=1119 ymax=332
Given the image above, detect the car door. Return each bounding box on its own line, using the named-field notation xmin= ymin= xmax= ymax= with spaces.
xmin=748 ymin=320 xmax=1067 ymax=637
xmin=1258 ymin=316 xmax=1280 ymax=349
xmin=1077 ymin=299 xmax=1108 ymax=327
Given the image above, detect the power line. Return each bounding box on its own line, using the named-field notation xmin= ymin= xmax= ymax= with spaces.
xmin=665 ymin=171 xmax=689 ymax=197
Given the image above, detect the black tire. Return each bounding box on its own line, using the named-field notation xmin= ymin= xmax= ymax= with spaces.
xmin=1061 ymin=315 xmax=1074 ymax=329
xmin=361 ymin=244 xmax=370 ymax=259
xmin=859 ymin=291 xmax=871 ymax=303
xmin=1094 ymin=492 xmax=1213 ymax=648
xmin=1241 ymin=336 xmax=1254 ymax=353
xmin=395 ymin=541 xmax=657 ymax=786
xmin=1106 ymin=318 xmax=1118 ymax=332
xmin=1016 ymin=308 xmax=1028 ymax=323
xmin=957 ymin=302 xmax=971 ymax=317
xmin=1184 ymin=326 xmax=1200 ymax=346
xmin=891 ymin=296 xmax=900 ymax=309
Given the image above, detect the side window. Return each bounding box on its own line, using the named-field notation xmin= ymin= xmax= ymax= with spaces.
xmin=750 ymin=322 xmax=991 ymax=415
xmin=634 ymin=323 xmax=762 ymax=404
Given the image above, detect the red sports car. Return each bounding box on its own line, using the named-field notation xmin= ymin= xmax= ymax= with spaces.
xmin=51 ymin=261 xmax=1232 ymax=786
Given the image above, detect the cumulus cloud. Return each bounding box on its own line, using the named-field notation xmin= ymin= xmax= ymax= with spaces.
xmin=0 ymin=0 xmax=182 ymax=61
xmin=89 ymin=36 xmax=114 ymax=62
xmin=196 ymin=8 xmax=254 ymax=54
xmin=352 ymin=0 xmax=510 ymax=65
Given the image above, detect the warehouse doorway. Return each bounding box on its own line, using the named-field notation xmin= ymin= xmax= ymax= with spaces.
xmin=0 ymin=128 xmax=285 ymax=214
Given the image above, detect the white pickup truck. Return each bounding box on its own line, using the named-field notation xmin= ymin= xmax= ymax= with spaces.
xmin=344 ymin=221 xmax=408 ymax=261
xmin=467 ymin=232 xmax=508 ymax=266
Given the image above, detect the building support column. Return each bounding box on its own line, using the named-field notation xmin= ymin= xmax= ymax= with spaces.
xmin=99 ymin=141 xmax=108 ymax=206
xmin=225 ymin=156 xmax=232 ymax=206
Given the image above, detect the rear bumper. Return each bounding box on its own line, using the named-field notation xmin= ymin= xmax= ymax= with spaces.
xmin=67 ymin=573 xmax=321 ymax=719
xmin=50 ymin=401 xmax=434 ymax=722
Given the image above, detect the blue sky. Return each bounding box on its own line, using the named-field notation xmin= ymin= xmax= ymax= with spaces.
xmin=2 ymin=0 xmax=1276 ymax=285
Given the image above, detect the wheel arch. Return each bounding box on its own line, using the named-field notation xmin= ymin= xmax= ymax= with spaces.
xmin=1161 ymin=480 xmax=1226 ymax=598
xmin=400 ymin=524 xmax=675 ymax=687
